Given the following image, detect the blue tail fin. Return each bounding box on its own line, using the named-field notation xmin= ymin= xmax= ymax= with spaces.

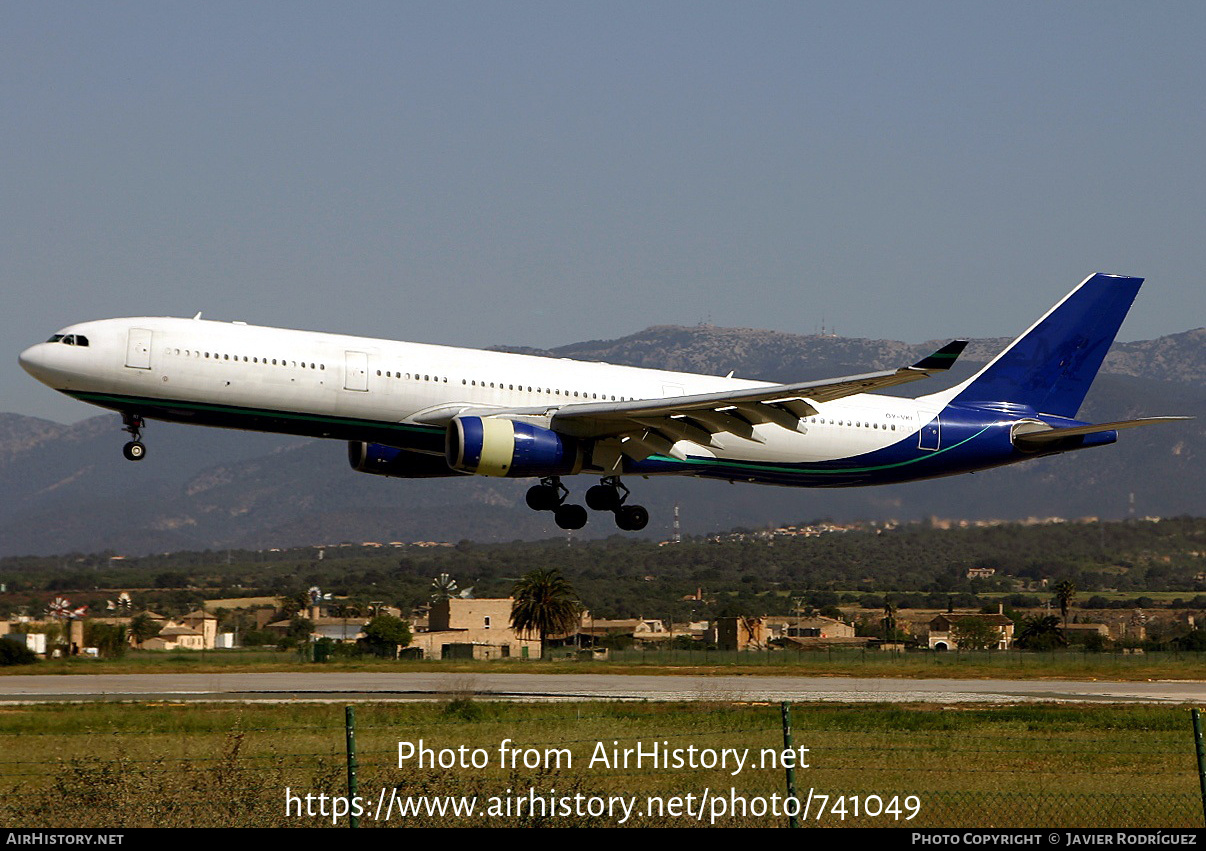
xmin=945 ymin=273 xmax=1142 ymax=418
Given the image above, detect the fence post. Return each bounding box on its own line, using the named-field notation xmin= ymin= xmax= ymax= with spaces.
xmin=346 ymin=705 xmax=359 ymax=828
xmin=1193 ymin=708 xmax=1206 ymax=827
xmin=781 ymin=702 xmax=799 ymax=828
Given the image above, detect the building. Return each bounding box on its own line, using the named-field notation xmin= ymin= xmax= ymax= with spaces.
xmin=144 ymin=624 xmax=205 ymax=651
xmin=927 ymin=610 xmax=1015 ymax=650
xmin=179 ymin=610 xmax=218 ymax=649
xmin=577 ymin=616 xmax=669 ymax=645
xmin=765 ymin=615 xmax=856 ymax=640
xmin=714 ymin=616 xmax=766 ymax=651
xmin=408 ymin=598 xmax=541 ymax=660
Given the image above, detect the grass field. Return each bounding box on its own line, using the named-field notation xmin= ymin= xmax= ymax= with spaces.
xmin=1 ymin=700 xmax=1201 ymax=828
xmin=5 ymin=646 xmax=1206 ymax=682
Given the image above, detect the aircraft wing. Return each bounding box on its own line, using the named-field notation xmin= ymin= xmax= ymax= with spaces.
xmin=437 ymin=341 xmax=967 ymax=460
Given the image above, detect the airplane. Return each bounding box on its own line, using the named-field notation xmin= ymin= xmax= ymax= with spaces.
xmin=18 ymin=273 xmax=1188 ymax=532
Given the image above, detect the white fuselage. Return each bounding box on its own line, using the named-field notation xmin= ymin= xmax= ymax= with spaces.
xmin=20 ymin=315 xmax=928 ymax=468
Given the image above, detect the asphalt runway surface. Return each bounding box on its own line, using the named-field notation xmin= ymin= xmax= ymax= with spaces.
xmin=1 ymin=672 xmax=1203 ymax=704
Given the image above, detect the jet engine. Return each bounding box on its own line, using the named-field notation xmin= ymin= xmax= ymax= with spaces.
xmin=446 ymin=416 xmax=582 ymax=477
xmin=348 ymin=441 xmax=462 ymax=478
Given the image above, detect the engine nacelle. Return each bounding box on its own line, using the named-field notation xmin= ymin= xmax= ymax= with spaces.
xmin=348 ymin=441 xmax=462 ymax=478
xmin=446 ymin=416 xmax=582 ymax=477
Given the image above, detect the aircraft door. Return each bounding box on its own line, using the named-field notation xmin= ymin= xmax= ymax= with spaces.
xmin=344 ymin=351 xmax=369 ymax=391
xmin=125 ymin=328 xmax=153 ymax=369
xmin=917 ymin=409 xmax=941 ymax=451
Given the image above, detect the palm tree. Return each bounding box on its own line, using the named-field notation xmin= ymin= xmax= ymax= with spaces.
xmin=510 ymin=568 xmax=580 ymax=659
xmin=1053 ymin=580 xmax=1076 ymax=629
xmin=1015 ymin=614 xmax=1066 ymax=651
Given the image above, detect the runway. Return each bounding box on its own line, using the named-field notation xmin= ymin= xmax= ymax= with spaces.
xmin=1 ymin=672 xmax=1203 ymax=704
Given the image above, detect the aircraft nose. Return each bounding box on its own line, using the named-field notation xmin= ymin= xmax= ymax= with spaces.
xmin=18 ymin=343 xmax=52 ymax=383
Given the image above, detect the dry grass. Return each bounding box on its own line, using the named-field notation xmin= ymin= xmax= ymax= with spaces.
xmin=0 ymin=701 xmax=1199 ymax=828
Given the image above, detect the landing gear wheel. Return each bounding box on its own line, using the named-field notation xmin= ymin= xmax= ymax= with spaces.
xmin=121 ymin=413 xmax=146 ymax=461
xmin=527 ymin=477 xmax=569 ymax=513
xmin=615 ymin=504 xmax=649 ymax=531
xmin=585 ymin=484 xmax=621 ymax=512
xmin=526 ymin=484 xmax=561 ymax=512
xmin=554 ymin=504 xmax=588 ymax=530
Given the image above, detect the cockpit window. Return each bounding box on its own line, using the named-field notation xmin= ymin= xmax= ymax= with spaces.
xmin=47 ymin=334 xmax=64 ymax=343
xmin=75 ymin=335 xmax=89 ymax=346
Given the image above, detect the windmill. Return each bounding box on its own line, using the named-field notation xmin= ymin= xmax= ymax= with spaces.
xmin=47 ymin=597 xmax=83 ymax=620
xmin=430 ymin=574 xmax=459 ymax=602
xmin=47 ymin=596 xmax=86 ymax=654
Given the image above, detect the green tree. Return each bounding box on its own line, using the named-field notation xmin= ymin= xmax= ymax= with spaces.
xmin=1015 ymin=615 xmax=1066 ymax=651
xmin=881 ymin=599 xmax=899 ymax=641
xmin=1053 ymin=580 xmax=1076 ymax=629
xmin=279 ymin=616 xmax=314 ymax=650
xmin=510 ymin=568 xmax=580 ymax=659
xmin=0 ymin=638 xmax=38 ymax=666
xmin=361 ymin=614 xmax=412 ymax=658
xmin=129 ymin=613 xmax=161 ymax=646
xmin=951 ymin=616 xmax=998 ymax=651
xmin=83 ymin=623 xmax=127 ymax=658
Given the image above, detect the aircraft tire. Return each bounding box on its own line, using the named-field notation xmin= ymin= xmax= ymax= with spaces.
xmin=122 ymin=441 xmax=146 ymax=461
xmin=554 ymin=504 xmax=588 ymax=530
xmin=526 ymin=484 xmax=560 ymax=512
xmin=615 ymin=504 xmax=648 ymax=531
xmin=585 ymin=484 xmax=620 ymax=512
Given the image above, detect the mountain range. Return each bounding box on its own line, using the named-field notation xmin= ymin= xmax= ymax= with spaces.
xmin=0 ymin=325 xmax=1201 ymax=556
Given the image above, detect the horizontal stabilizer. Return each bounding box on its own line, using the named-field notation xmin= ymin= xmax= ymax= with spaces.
xmin=1012 ymin=416 xmax=1191 ymax=450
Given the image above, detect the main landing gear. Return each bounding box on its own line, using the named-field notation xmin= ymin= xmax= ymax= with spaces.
xmin=121 ymin=413 xmax=146 ymax=461
xmin=525 ymin=476 xmax=649 ymax=531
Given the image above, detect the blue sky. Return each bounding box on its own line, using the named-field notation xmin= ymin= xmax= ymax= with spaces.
xmin=4 ymin=2 xmax=1204 ymax=422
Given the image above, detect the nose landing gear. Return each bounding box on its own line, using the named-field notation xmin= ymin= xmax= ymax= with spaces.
xmin=121 ymin=413 xmax=146 ymax=461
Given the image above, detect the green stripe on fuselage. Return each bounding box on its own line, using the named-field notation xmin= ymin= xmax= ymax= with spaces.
xmin=65 ymin=390 xmax=441 ymax=438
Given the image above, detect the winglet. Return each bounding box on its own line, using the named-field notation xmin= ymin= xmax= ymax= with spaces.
xmin=911 ymin=340 xmax=967 ymax=371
